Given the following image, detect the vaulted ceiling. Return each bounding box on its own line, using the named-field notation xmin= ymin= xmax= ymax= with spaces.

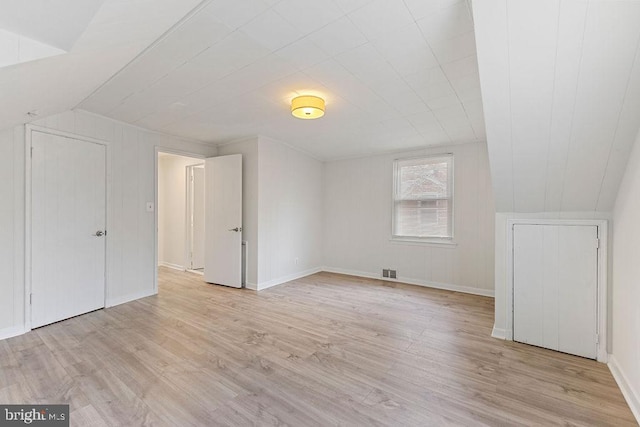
xmin=0 ymin=0 xmax=202 ymax=132
xmin=2 ymin=0 xmax=640 ymax=213
xmin=78 ymin=0 xmax=484 ymax=160
xmin=474 ymin=0 xmax=640 ymax=213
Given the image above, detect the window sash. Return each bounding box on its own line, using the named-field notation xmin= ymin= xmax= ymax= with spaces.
xmin=392 ymin=154 xmax=453 ymax=240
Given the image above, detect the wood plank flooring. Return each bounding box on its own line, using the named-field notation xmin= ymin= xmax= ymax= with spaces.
xmin=0 ymin=268 xmax=636 ymax=426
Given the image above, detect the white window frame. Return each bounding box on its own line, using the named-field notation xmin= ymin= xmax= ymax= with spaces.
xmin=391 ymin=154 xmax=454 ymax=244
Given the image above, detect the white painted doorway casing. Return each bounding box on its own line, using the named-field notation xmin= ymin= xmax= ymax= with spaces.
xmin=204 ymin=154 xmax=243 ymax=288
xmin=505 ymin=219 xmax=608 ymax=362
xmin=186 ymin=164 xmax=205 ymax=270
xmin=30 ymin=130 xmax=107 ymax=328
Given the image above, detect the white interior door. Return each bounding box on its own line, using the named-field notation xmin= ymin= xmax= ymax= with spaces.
xmin=191 ymin=166 xmax=205 ymax=270
xmin=31 ymin=131 xmax=106 ymax=328
xmin=513 ymin=224 xmax=598 ymax=359
xmin=204 ymin=154 xmax=242 ymax=288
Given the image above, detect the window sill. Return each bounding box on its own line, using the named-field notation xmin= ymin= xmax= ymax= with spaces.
xmin=389 ymin=237 xmax=457 ymax=248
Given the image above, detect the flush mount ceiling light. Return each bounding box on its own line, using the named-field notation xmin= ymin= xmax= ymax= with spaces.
xmin=291 ymin=95 xmax=325 ymax=119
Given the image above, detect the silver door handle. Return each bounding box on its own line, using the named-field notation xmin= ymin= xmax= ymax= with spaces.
xmin=228 ymin=227 xmax=242 ymax=232
xmin=94 ymin=231 xmax=105 ymax=237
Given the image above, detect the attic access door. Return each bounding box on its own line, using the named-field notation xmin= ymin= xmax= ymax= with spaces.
xmin=204 ymin=154 xmax=242 ymax=288
xmin=513 ymin=224 xmax=599 ymax=359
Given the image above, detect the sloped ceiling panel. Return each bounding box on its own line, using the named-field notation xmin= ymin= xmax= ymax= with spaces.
xmin=0 ymin=0 xmax=202 ymax=132
xmin=474 ymin=0 xmax=640 ymax=213
xmin=0 ymin=0 xmax=106 ymax=51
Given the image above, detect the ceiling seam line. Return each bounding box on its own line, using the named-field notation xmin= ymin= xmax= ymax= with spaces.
xmin=71 ymin=0 xmax=216 ymax=111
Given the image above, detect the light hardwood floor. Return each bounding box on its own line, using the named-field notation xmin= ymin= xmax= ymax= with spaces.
xmin=0 ymin=268 xmax=636 ymax=426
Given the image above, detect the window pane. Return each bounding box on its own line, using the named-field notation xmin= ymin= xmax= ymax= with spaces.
xmin=394 ymin=199 xmax=449 ymax=238
xmin=398 ymin=160 xmax=449 ymax=199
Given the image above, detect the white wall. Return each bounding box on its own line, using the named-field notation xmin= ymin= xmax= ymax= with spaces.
xmin=257 ymin=136 xmax=324 ymax=288
xmin=474 ymin=0 xmax=640 ymax=213
xmin=0 ymin=126 xmax=25 ymax=338
xmin=219 ymin=136 xmax=324 ymax=290
xmin=610 ymin=128 xmax=640 ymax=421
xmin=158 ymin=153 xmax=203 ymax=269
xmin=0 ymin=109 xmax=216 ymax=339
xmin=323 ymin=142 xmax=495 ymax=296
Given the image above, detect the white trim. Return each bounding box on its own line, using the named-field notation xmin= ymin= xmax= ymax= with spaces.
xmin=391 ymin=153 xmax=455 ymax=242
xmin=608 ymin=355 xmax=640 ymax=424
xmin=325 ymin=140 xmax=483 ymax=162
xmin=245 ymin=282 xmax=258 ymax=291
xmin=0 ymin=325 xmax=27 ymax=341
xmin=321 ymin=266 xmax=495 ymax=297
xmin=185 ymin=163 xmax=205 ymax=271
xmin=159 ymin=262 xmax=185 ymax=271
xmin=106 ymin=288 xmax=157 ymax=308
xmin=389 ymin=237 xmax=458 ymax=247
xmin=505 ymin=218 xmax=609 ymax=362
xmin=13 ymin=126 xmax=25 ymax=338
xmin=187 ymin=269 xmax=204 ymax=276
xmin=491 ymin=325 xmax=510 ymax=340
xmin=25 ymin=125 xmax=109 ymax=333
xmin=256 ymin=267 xmax=323 ymax=291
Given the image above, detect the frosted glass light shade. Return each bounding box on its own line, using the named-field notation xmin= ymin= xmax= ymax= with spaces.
xmin=291 ymin=95 xmax=325 ymax=119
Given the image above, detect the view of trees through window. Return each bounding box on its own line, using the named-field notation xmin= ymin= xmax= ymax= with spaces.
xmin=393 ymin=156 xmax=452 ymax=239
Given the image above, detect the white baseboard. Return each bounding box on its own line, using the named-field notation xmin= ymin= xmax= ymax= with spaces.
xmin=0 ymin=325 xmax=26 ymax=340
xmin=256 ymin=267 xmax=323 ymax=291
xmin=107 ymin=288 xmax=158 ymax=308
xmin=491 ymin=325 xmax=511 ymax=340
xmin=159 ymin=262 xmax=185 ymax=271
xmin=245 ymin=282 xmax=258 ymax=291
xmin=321 ymin=266 xmax=495 ymax=298
xmin=608 ymin=354 xmax=640 ymax=424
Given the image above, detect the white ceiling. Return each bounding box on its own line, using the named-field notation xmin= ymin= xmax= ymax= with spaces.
xmin=0 ymin=0 xmax=105 ymax=51
xmin=78 ymin=0 xmax=485 ymax=160
xmin=0 ymin=0 xmax=202 ymax=131
xmin=474 ymin=0 xmax=640 ymax=213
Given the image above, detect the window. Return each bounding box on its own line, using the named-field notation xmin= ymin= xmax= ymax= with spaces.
xmin=392 ymin=155 xmax=453 ymax=241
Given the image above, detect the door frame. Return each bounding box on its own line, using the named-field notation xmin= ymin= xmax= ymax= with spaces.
xmin=24 ymin=124 xmax=109 ymax=332
xmin=154 ymin=148 xmax=205 ymax=290
xmin=505 ymin=218 xmax=608 ymax=362
xmin=185 ymin=163 xmax=205 ymax=271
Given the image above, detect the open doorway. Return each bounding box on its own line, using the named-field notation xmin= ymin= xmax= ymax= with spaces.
xmin=157 ymin=152 xmax=204 ymax=275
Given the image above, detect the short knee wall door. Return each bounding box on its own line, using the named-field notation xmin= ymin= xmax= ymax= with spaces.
xmin=513 ymin=224 xmax=598 ymax=359
xmin=31 ymin=131 xmax=107 ymax=328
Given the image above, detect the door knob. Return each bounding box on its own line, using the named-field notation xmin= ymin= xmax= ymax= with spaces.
xmin=94 ymin=231 xmax=105 ymax=237
xmin=228 ymin=227 xmax=242 ymax=232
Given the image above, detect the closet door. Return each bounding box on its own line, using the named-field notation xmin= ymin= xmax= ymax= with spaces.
xmin=31 ymin=131 xmax=106 ymax=328
xmin=513 ymin=224 xmax=598 ymax=359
